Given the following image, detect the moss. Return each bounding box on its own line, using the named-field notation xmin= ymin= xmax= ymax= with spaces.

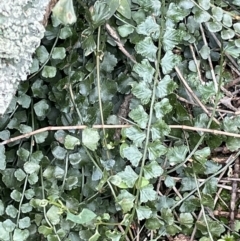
xmin=0 ymin=0 xmax=50 ymax=115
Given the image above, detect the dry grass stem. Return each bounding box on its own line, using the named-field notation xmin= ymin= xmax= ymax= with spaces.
xmin=175 ymin=66 xmax=220 ymax=124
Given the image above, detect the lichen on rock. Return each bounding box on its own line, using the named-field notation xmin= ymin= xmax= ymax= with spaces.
xmin=0 ymin=0 xmax=50 ymax=115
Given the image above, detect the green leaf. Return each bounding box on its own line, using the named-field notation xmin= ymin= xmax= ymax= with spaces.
xmin=64 ymin=135 xmax=80 ymax=150
xmin=3 ymin=219 xmax=15 ymax=232
xmin=221 ymin=29 xmax=235 ymax=40
xmin=13 ymin=228 xmax=29 ymax=241
xmin=212 ymin=6 xmax=223 ymax=21
xmin=194 ymin=147 xmax=210 ymax=162
xmin=181 ymin=177 xmax=197 ymax=191
xmin=24 ymin=189 xmax=35 ymax=200
xmin=18 ymin=124 xmax=32 ymax=134
xmin=24 ymin=161 xmax=40 ymax=174
xmin=19 ymin=217 xmax=31 ymax=229
xmin=122 ymin=145 xmax=142 ymax=166
xmin=135 ymin=37 xmax=158 ymax=62
xmin=199 ymin=45 xmax=210 ymax=59
xmin=180 ymin=197 xmax=200 ymax=212
xmin=52 ymin=0 xmax=76 ymax=25
xmin=145 ymin=218 xmax=164 ymax=230
xmin=151 ymin=120 xmax=171 ymax=140
xmin=199 ymin=0 xmax=210 ymax=10
xmin=17 ymin=94 xmax=31 ymax=109
xmin=91 ymin=1 xmax=111 ymax=28
xmin=105 ymin=230 xmax=121 ymax=241
xmin=28 ymin=173 xmax=39 ymax=185
xmin=109 ymin=175 xmax=128 ymax=188
xmin=164 ymin=175 xmax=175 ymax=188
xmin=156 ymin=75 xmax=178 ymax=98
xmin=116 ymin=190 xmax=135 ymax=213
xmin=52 ymin=47 xmax=66 ymax=60
xmin=42 ymin=66 xmax=57 ymax=78
xmin=234 ymin=220 xmax=240 ymax=232
xmin=143 ymin=161 xmax=164 ymax=179
xmin=66 ymin=208 xmax=97 ymax=224
xmin=111 ymin=166 xmax=138 ymax=188
xmin=20 ymin=203 xmax=32 ymax=213
xmin=89 ymin=230 xmax=101 ymax=241
xmin=224 ymin=42 xmax=240 ymax=58
xmin=36 ymin=46 xmax=49 ymax=64
xmin=233 ymin=23 xmax=240 ymax=34
xmin=117 ymin=0 xmax=131 ymax=19
xmin=38 ymin=225 xmax=53 ymax=237
xmin=69 ymin=153 xmax=82 ymax=165
xmin=193 ymin=8 xmax=211 ymax=23
xmin=34 ymin=99 xmax=49 ymax=118
xmin=34 ymin=131 xmax=49 ymax=144
xmin=204 ymin=161 xmax=222 ymax=175
xmin=124 ymin=127 xmax=146 ymax=148
xmin=202 ymin=178 xmax=218 ymax=195
xmin=0 ymin=146 xmax=6 ymax=170
xmin=132 ymin=9 xmax=146 ymax=24
xmin=51 ymin=146 xmax=67 ymax=160
xmin=163 ymin=28 xmax=184 ymax=51
xmin=136 ymin=16 xmax=160 ymax=40
xmin=101 ymin=52 xmax=118 ymax=72
xmin=136 ymin=206 xmax=152 ymax=221
xmin=129 ymin=105 xmax=148 ymax=128
xmin=167 ymin=3 xmax=190 ymax=22
xmin=131 ymin=82 xmax=152 ymax=105
xmin=10 ymin=190 xmax=22 ymax=202
xmin=47 ymin=206 xmax=61 ymax=225
xmin=161 ymin=208 xmax=174 ymax=225
xmin=138 ymin=0 xmax=161 ymax=16
xmin=30 ymin=58 xmax=39 ymax=73
xmin=226 ymin=137 xmax=240 ymax=151
xmin=118 ymin=24 xmax=134 ymax=37
xmin=31 ymin=79 xmax=48 ymax=98
xmin=161 ymin=51 xmax=181 ymax=74
xmin=179 ymin=213 xmax=194 ymax=228
xmin=81 ymin=30 xmax=96 ymax=56
xmin=154 ymin=98 xmax=172 ymax=119
xmin=166 ymin=224 xmax=181 ymax=236
xmin=82 ymin=128 xmax=100 ymax=151
xmin=167 ymin=145 xmax=188 ymax=166
xmin=6 ymin=205 xmax=18 ymax=218
xmin=205 ymin=21 xmax=222 ymax=32
xmin=0 ymin=222 xmax=10 ymax=240
xmin=223 ymin=13 xmax=232 ymax=27
xmin=148 ymin=141 xmax=167 ymax=161
xmin=140 ymin=184 xmax=157 ymax=202
xmin=59 ymin=26 xmax=73 ymax=39
xmin=198 ymin=82 xmax=216 ymax=103
xmin=133 ymin=59 xmax=155 ymax=83
xmin=179 ymin=0 xmax=194 ymax=9
xmin=0 ymin=130 xmax=10 ymax=141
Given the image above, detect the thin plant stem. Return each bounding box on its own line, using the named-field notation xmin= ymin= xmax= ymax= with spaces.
xmin=96 ymin=26 xmax=110 ymax=159
xmin=194 ymin=173 xmax=214 ymax=241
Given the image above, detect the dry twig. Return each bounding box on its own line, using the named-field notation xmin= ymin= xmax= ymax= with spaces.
xmin=175 ymin=66 xmax=220 ymax=125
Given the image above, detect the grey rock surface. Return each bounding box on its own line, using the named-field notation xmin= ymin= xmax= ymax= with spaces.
xmin=0 ymin=0 xmax=50 ymax=115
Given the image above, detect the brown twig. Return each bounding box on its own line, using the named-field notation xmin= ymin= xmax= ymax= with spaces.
xmin=0 ymin=125 xmax=131 ymax=145
xmin=200 ymin=24 xmax=218 ymax=91
xmin=176 ymin=94 xmax=235 ymax=114
xmin=230 ymin=157 xmax=239 ymax=229
xmin=169 ymin=125 xmax=240 ymax=137
xmin=189 ymin=44 xmax=204 ymax=84
xmin=175 ymin=66 xmax=220 ymax=125
xmin=224 ymin=77 xmax=240 ymax=89
xmin=214 ymin=210 xmax=240 ymax=219
xmin=105 ymin=23 xmax=137 ymax=64
xmin=3 ymin=123 xmax=240 ymax=145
